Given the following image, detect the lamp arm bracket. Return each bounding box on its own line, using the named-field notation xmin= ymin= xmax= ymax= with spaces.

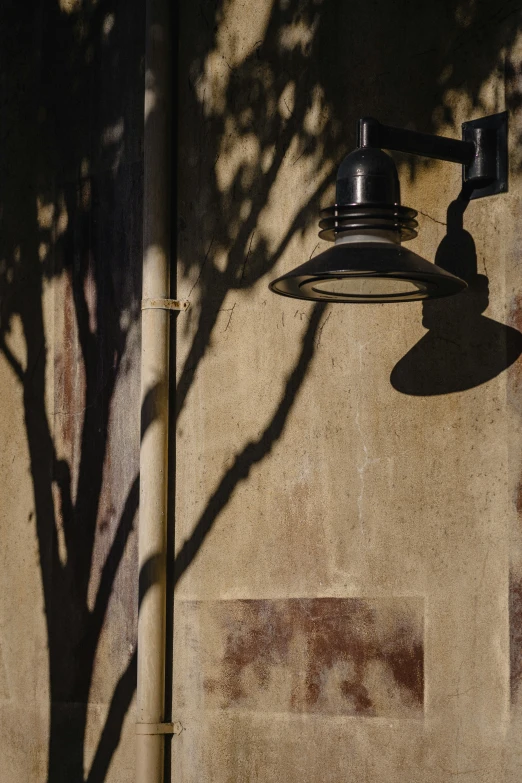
xmin=357 ymin=116 xmax=474 ymax=164
xmin=357 ymin=112 xmax=508 ymax=200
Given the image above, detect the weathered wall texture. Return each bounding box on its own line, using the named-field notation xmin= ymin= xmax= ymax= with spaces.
xmin=0 ymin=1 xmax=143 ymax=781
xmin=2 ymin=0 xmax=522 ymax=782
xmin=174 ymin=1 xmax=522 ymax=781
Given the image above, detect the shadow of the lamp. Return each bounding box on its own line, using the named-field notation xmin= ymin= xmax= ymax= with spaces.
xmin=391 ymin=193 xmax=522 ymax=396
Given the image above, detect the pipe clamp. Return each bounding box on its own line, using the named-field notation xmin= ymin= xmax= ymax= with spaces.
xmin=136 ymin=722 xmax=183 ymax=735
xmin=141 ymin=298 xmax=190 ymax=312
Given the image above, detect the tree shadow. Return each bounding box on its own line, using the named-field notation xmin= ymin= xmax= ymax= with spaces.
xmin=1 ymin=0 xmax=143 ymax=780
xmin=177 ymin=0 xmax=522 ymax=417
xmin=0 ymin=0 xmax=522 ymax=780
xmin=173 ymin=302 xmax=326 ymax=587
xmin=391 ymin=188 xmax=522 ymax=395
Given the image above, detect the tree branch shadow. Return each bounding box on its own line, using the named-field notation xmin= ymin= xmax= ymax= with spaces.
xmin=1 ymin=0 xmax=521 ymax=781
xmin=174 ymin=303 xmax=326 ymax=587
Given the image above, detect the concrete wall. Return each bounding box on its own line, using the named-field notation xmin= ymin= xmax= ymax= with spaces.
xmin=2 ymin=0 xmax=522 ymax=782
xmin=0 ymin=1 xmax=143 ymax=781
xmin=174 ymin=1 xmax=522 ymax=782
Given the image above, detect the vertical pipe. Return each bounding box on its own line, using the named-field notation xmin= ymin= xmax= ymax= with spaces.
xmin=137 ymin=0 xmax=170 ymax=780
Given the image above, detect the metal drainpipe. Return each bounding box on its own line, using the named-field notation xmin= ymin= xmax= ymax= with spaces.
xmin=136 ymin=0 xmax=172 ymax=779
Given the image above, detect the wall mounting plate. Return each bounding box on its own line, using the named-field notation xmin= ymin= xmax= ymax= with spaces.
xmin=462 ymin=111 xmax=508 ymax=200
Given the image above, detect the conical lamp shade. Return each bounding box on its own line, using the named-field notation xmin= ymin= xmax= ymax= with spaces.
xmin=269 ymin=240 xmax=467 ymax=303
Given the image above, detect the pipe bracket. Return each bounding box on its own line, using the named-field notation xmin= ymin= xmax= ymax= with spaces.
xmin=141 ymin=298 xmax=190 ymax=312
xmin=136 ymin=722 xmax=183 ymax=735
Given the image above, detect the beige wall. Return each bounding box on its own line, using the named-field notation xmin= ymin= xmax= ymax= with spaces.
xmin=174 ymin=1 xmax=522 ymax=781
xmin=0 ymin=1 xmax=142 ymax=780
xmin=2 ymin=0 xmax=522 ymax=781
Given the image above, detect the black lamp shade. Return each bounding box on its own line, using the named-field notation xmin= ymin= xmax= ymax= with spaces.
xmin=269 ymin=241 xmax=467 ymax=303
xmin=269 ymin=146 xmax=467 ymax=304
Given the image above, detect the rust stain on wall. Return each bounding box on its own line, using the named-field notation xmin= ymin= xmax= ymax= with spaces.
xmin=184 ymin=598 xmax=423 ymax=718
xmin=56 ymin=271 xmax=80 ymax=450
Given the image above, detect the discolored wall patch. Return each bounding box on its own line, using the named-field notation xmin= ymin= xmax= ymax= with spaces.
xmin=177 ymin=598 xmax=424 ymax=719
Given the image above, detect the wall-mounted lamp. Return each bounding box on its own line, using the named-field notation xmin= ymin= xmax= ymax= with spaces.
xmin=269 ymin=113 xmax=508 ymax=303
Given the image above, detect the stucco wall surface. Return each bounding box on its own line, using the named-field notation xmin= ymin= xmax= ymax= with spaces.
xmin=0 ymin=1 xmax=143 ymax=781
xmin=174 ymin=1 xmax=522 ymax=782
xmin=2 ymin=1 xmax=522 ymax=782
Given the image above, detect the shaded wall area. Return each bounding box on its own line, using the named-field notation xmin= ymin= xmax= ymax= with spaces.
xmin=0 ymin=0 xmax=144 ymax=781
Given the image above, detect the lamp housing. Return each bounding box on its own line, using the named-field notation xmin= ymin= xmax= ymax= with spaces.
xmin=269 ymin=113 xmax=508 ymax=304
